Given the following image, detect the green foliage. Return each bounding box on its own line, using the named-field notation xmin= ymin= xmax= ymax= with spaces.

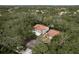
xmin=0 ymin=6 xmax=79 ymax=53
xmin=32 ymin=43 xmax=48 ymax=54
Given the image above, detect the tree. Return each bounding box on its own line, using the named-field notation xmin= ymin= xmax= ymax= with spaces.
xmin=32 ymin=43 xmax=48 ymax=54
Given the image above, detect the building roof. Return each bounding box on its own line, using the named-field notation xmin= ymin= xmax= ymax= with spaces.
xmin=47 ymin=29 xmax=60 ymax=37
xmin=33 ymin=24 xmax=49 ymax=31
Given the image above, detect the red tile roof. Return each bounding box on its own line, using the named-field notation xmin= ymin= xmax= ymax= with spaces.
xmin=47 ymin=29 xmax=60 ymax=37
xmin=33 ymin=24 xmax=49 ymax=31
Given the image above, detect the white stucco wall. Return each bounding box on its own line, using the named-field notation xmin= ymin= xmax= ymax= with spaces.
xmin=32 ymin=28 xmax=49 ymax=36
xmin=32 ymin=30 xmax=41 ymax=36
xmin=35 ymin=31 xmax=41 ymax=36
